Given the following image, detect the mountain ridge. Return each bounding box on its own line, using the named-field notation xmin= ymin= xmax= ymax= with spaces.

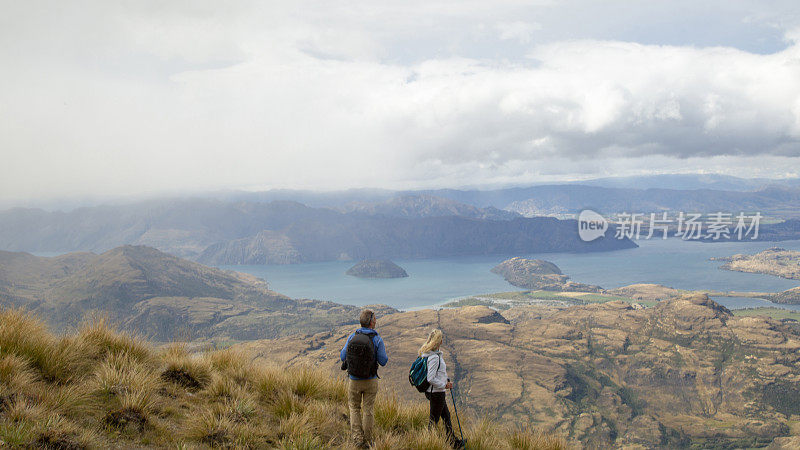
xmin=0 ymin=245 xmax=396 ymax=342
xmin=0 ymin=198 xmax=637 ymax=264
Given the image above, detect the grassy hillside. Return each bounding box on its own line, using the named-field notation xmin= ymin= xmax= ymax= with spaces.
xmin=0 ymin=307 xmax=564 ymax=449
xmin=240 ymin=295 xmax=800 ymax=448
xmin=0 ymin=246 xmax=396 ymax=342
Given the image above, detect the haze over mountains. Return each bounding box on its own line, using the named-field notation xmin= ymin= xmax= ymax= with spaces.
xmin=5 ymin=175 xmax=800 ymax=265
xmin=203 ymin=174 xmax=800 ymax=208
xmin=0 ymin=196 xmax=635 ymax=265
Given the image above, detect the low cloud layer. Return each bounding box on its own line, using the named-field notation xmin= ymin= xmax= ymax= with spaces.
xmin=2 ymin=1 xmax=800 ymax=203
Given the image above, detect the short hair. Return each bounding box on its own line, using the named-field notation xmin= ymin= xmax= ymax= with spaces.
xmin=359 ymin=309 xmax=375 ymax=328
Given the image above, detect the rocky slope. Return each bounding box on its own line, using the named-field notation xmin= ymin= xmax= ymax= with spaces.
xmin=239 ymin=294 xmax=800 ymax=448
xmin=712 ymin=247 xmax=800 ymax=280
xmin=197 ymin=230 xmax=303 ymax=265
xmin=491 ymin=257 xmax=603 ymax=292
xmin=346 ymin=259 xmax=409 ymax=278
xmin=0 ymin=246 xmax=396 ymax=341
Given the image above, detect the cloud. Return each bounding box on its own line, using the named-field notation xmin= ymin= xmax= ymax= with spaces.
xmin=496 ymin=21 xmax=541 ymax=44
xmin=1 ymin=1 xmax=800 ymax=203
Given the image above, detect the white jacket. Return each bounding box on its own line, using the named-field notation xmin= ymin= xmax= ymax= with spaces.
xmin=422 ymin=350 xmax=448 ymax=393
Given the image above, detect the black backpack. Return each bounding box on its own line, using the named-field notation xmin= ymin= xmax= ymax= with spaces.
xmin=345 ymin=330 xmax=377 ymax=378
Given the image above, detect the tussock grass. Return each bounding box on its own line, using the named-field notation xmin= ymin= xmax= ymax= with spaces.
xmin=506 ymin=425 xmax=566 ymax=450
xmin=159 ymin=343 xmax=212 ymax=391
xmin=271 ymin=389 xmax=307 ymax=419
xmin=0 ymin=420 xmax=35 ymax=447
xmin=38 ymin=383 xmax=92 ymax=417
xmin=77 ymin=315 xmax=152 ymax=363
xmin=0 ymin=354 xmax=36 ymax=394
xmin=407 ymin=427 xmax=450 ymax=450
xmin=3 ymin=397 xmax=47 ymax=424
xmin=224 ymin=393 xmax=258 ymax=423
xmin=0 ymin=306 xmax=566 ymax=449
xmin=184 ymin=410 xmax=234 ymax=445
xmin=375 ymin=392 xmax=428 ymax=432
xmin=205 ymin=373 xmax=239 ymax=399
xmin=371 ymin=431 xmax=403 ymax=449
xmin=464 ymin=418 xmax=502 ymax=449
xmin=0 ymin=308 xmax=87 ymax=384
xmin=278 ymin=432 xmax=324 ymax=450
xmin=254 ymin=364 xmax=289 ymax=400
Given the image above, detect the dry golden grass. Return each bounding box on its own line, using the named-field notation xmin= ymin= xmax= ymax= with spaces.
xmin=375 ymin=392 xmax=429 ymax=433
xmin=77 ymin=315 xmax=152 ymax=364
xmin=0 ymin=306 xmax=567 ymax=449
xmin=463 ymin=418 xmax=502 ymax=450
xmin=0 ymin=354 xmax=36 ymax=394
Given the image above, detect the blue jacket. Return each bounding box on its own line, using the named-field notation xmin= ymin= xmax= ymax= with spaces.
xmin=340 ymin=327 xmax=388 ymax=380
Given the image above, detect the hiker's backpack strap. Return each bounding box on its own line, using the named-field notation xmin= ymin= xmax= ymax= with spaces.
xmin=427 ymin=353 xmax=441 ymax=393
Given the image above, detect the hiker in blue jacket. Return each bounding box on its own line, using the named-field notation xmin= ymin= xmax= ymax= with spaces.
xmin=340 ymin=309 xmax=388 ymax=449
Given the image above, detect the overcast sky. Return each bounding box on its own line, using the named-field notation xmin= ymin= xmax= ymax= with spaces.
xmin=2 ymin=0 xmax=800 ymax=205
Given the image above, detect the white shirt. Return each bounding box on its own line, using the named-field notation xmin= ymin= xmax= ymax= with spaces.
xmin=422 ymin=350 xmax=448 ymax=393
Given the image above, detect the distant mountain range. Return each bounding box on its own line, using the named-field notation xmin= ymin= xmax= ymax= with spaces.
xmin=0 ymin=245 xmax=395 ymax=341
xmin=503 ymin=185 xmax=800 ymax=217
xmin=8 ymin=173 xmax=800 ymax=213
xmin=335 ymin=193 xmax=520 ymax=220
xmin=4 ymin=176 xmax=800 ymax=265
xmin=212 ymin=179 xmax=800 ymax=219
xmin=0 ymin=198 xmax=635 ymax=264
xmin=207 ymin=174 xmax=800 ymax=207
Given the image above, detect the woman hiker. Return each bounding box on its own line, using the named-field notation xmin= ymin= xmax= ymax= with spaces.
xmin=418 ymin=329 xmax=464 ymax=448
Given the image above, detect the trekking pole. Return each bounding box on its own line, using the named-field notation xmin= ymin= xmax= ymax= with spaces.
xmin=449 ymin=387 xmax=464 ymax=442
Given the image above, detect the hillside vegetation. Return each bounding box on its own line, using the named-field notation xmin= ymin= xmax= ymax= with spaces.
xmin=0 ymin=307 xmax=564 ymax=449
xmin=0 ymin=246 xmax=396 ymax=342
xmin=241 ymin=295 xmax=800 ymax=448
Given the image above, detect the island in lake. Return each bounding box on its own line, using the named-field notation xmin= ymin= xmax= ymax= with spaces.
xmin=491 ymin=257 xmax=603 ymax=292
xmin=346 ymin=259 xmax=409 ymax=278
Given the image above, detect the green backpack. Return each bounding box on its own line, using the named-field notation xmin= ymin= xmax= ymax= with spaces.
xmin=408 ymin=355 xmax=439 ymax=393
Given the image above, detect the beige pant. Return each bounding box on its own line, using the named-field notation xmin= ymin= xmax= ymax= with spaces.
xmin=348 ymin=378 xmax=378 ymax=445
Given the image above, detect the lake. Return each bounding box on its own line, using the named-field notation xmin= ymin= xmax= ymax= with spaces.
xmin=221 ymin=238 xmax=800 ymax=310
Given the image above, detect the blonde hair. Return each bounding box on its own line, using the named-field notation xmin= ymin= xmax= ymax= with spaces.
xmin=418 ymin=329 xmax=443 ymax=356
